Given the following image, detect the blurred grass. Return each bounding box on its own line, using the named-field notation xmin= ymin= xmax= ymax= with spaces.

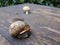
xmin=0 ymin=0 xmax=60 ymax=8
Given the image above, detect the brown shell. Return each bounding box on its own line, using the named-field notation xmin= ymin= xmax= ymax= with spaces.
xmin=9 ymin=18 xmax=30 ymax=37
xmin=9 ymin=24 xmax=22 ymax=36
xmin=20 ymin=24 xmax=30 ymax=34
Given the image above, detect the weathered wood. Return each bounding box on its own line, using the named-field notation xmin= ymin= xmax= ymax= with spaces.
xmin=0 ymin=3 xmax=60 ymax=45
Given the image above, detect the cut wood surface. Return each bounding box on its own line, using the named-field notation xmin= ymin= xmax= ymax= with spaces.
xmin=0 ymin=3 xmax=60 ymax=45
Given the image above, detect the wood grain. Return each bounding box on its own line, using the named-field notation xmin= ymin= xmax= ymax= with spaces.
xmin=0 ymin=3 xmax=60 ymax=45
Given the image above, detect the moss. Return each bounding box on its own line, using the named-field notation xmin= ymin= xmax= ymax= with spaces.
xmin=0 ymin=0 xmax=60 ymax=8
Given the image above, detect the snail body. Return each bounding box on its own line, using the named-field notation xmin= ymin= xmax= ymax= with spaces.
xmin=9 ymin=18 xmax=31 ymax=39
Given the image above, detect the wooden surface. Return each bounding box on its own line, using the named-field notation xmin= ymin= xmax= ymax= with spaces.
xmin=0 ymin=3 xmax=60 ymax=45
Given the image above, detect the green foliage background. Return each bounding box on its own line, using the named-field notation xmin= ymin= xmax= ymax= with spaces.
xmin=0 ymin=0 xmax=60 ymax=8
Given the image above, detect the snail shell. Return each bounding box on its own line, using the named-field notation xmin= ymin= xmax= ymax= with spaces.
xmin=9 ymin=19 xmax=31 ymax=38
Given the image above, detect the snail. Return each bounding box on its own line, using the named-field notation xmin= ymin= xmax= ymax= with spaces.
xmin=23 ymin=6 xmax=30 ymax=15
xmin=9 ymin=18 xmax=31 ymax=39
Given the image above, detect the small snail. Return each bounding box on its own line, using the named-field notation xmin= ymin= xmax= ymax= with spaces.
xmin=9 ymin=18 xmax=31 ymax=39
xmin=23 ymin=6 xmax=30 ymax=15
